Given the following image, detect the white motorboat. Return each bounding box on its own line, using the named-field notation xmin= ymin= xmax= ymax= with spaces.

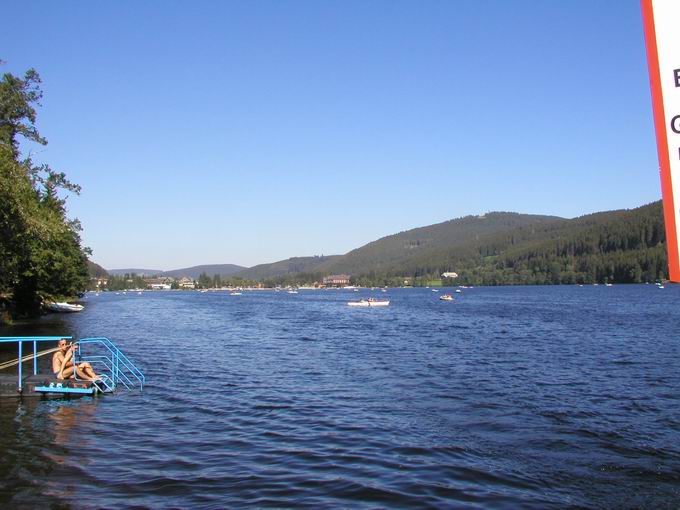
xmin=455 ymin=289 xmax=462 ymax=293
xmin=230 ymin=292 xmax=242 ymax=296
xmin=287 ymin=290 xmax=298 ymax=294
xmin=46 ymin=302 xmax=84 ymax=313
xmin=347 ymin=299 xmax=390 ymax=307
xmin=439 ymin=294 xmax=454 ymax=301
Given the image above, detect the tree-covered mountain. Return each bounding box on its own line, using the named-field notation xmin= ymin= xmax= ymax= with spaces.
xmin=315 ymin=212 xmax=564 ymax=276
xmin=230 ymin=202 xmax=668 ymax=286
xmin=103 ymin=264 xmax=246 ymax=279
xmin=87 ymin=261 xmax=108 ymax=277
xmin=161 ymin=264 xmax=246 ymax=279
xmin=349 ymin=201 xmax=667 ymax=285
xmin=444 ymin=201 xmax=667 ymax=285
xmin=94 ymin=201 xmax=668 ymax=287
xmin=108 ymin=268 xmax=164 ymax=276
xmin=236 ymin=256 xmax=341 ymax=280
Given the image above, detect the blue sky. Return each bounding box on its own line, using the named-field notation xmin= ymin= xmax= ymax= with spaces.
xmin=1 ymin=1 xmax=659 ymax=270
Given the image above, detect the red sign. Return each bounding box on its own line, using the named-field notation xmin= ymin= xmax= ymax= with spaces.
xmin=642 ymin=0 xmax=680 ymax=282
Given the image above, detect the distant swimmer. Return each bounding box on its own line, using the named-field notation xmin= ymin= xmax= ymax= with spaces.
xmin=52 ymin=339 xmax=99 ymax=381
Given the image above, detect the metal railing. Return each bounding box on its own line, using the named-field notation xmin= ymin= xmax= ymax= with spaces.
xmin=0 ymin=336 xmax=72 ymax=391
xmin=76 ymin=337 xmax=145 ymax=391
xmin=0 ymin=336 xmax=144 ymax=393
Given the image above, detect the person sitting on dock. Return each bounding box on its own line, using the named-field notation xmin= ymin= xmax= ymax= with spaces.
xmin=52 ymin=339 xmax=99 ymax=381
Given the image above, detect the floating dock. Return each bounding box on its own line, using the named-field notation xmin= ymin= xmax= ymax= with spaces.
xmin=0 ymin=336 xmax=144 ymax=398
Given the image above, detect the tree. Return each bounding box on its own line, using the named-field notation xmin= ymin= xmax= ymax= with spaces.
xmin=213 ymin=274 xmax=222 ymax=288
xmin=0 ymin=64 xmax=89 ymax=318
xmin=198 ymin=272 xmax=211 ymax=289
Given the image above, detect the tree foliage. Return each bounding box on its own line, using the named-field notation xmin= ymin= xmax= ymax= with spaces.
xmin=0 ymin=65 xmax=89 ymax=319
xmin=350 ymin=202 xmax=668 ymax=286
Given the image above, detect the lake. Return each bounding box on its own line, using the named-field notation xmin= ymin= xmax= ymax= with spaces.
xmin=1 ymin=285 xmax=679 ymax=509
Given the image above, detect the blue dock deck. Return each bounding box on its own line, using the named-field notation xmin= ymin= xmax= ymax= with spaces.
xmin=0 ymin=336 xmax=144 ymax=398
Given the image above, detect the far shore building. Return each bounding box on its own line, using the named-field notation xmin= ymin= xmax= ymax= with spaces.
xmin=92 ymin=277 xmax=108 ymax=289
xmin=441 ymin=272 xmax=459 ymax=279
xmin=322 ymin=274 xmax=351 ymax=287
xmin=178 ymin=277 xmax=195 ymax=289
xmin=143 ymin=277 xmax=175 ymax=290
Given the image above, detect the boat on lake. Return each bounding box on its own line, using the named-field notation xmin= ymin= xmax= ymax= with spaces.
xmin=348 ymin=298 xmax=390 ymax=307
xmin=230 ymin=292 xmax=242 ymax=296
xmin=439 ymin=294 xmax=454 ymax=301
xmin=46 ymin=302 xmax=84 ymax=313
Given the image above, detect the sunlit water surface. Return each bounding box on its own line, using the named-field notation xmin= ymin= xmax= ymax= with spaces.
xmin=1 ymin=285 xmax=679 ymax=509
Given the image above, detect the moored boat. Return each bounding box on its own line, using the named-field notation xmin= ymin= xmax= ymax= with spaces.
xmin=46 ymin=302 xmax=84 ymax=313
xmin=348 ymin=298 xmax=390 ymax=307
xmin=439 ymin=294 xmax=454 ymax=301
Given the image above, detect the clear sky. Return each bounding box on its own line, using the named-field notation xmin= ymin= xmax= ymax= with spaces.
xmin=1 ymin=1 xmax=660 ymax=270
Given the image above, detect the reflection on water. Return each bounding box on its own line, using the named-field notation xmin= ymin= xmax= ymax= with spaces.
xmin=48 ymin=400 xmax=98 ymax=466
xmin=0 ymin=397 xmax=101 ymax=508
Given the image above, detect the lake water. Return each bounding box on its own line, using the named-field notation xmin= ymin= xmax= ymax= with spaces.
xmin=0 ymin=285 xmax=679 ymax=509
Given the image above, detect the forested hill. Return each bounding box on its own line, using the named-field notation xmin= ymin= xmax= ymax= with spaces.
xmin=90 ymin=201 xmax=667 ymax=287
xmin=161 ymin=264 xmax=246 ymax=279
xmin=243 ymin=201 xmax=667 ymax=286
xmin=236 ymin=256 xmax=341 ymax=280
xmin=104 ymin=264 xmax=247 ymax=279
xmin=361 ymin=201 xmax=667 ymax=285
xmin=87 ymin=261 xmax=108 ymax=278
xmin=316 ymin=212 xmax=564 ymax=276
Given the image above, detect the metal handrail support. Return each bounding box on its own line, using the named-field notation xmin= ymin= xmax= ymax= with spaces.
xmin=0 ymin=336 xmax=72 ymax=391
xmin=93 ymin=337 xmax=145 ymax=385
xmin=79 ymin=337 xmax=143 ymax=381
xmin=84 ymin=357 xmax=136 ymax=390
xmin=77 ymin=337 xmax=145 ymax=391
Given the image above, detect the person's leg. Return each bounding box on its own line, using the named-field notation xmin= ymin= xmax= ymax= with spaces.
xmin=57 ymin=366 xmax=76 ymax=379
xmin=78 ymin=362 xmax=99 ymax=380
xmin=74 ymin=366 xmax=90 ymax=380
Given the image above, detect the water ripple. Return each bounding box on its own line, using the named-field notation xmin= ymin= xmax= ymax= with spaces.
xmin=0 ymin=285 xmax=679 ymax=508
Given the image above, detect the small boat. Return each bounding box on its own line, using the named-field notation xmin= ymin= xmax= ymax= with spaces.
xmin=658 ymin=285 xmax=665 ymax=289
xmin=230 ymin=292 xmax=242 ymax=296
xmin=348 ymin=298 xmax=390 ymax=307
xmin=287 ymin=290 xmax=298 ymax=294
xmin=439 ymin=294 xmax=454 ymax=301
xmin=46 ymin=302 xmax=84 ymax=313
xmin=432 ymin=289 xmax=438 ymax=292
xmin=455 ymin=289 xmax=462 ymax=294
